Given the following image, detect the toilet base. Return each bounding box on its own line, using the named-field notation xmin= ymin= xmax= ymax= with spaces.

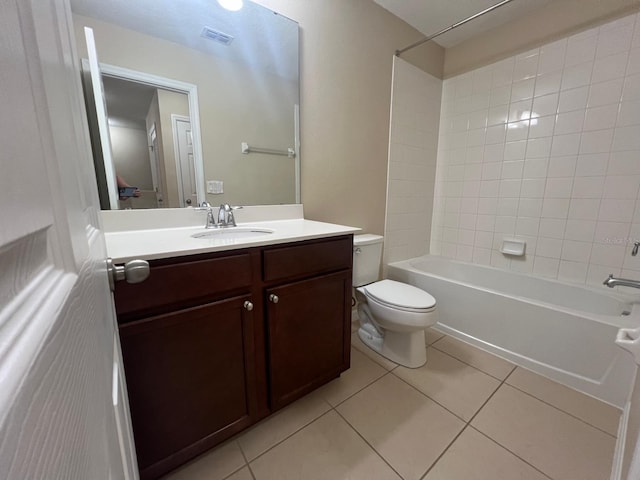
xmin=357 ymin=326 xmax=426 ymax=368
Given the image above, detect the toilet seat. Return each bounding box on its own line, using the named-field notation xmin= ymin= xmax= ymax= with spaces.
xmin=363 ymin=279 xmax=436 ymax=313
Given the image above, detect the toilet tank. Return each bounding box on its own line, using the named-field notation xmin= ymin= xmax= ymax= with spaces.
xmin=353 ymin=234 xmax=384 ymax=287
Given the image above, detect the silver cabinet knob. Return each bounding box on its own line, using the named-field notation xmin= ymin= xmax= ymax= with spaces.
xmin=269 ymin=294 xmax=279 ymax=304
xmin=244 ymin=301 xmax=254 ymax=311
xmin=107 ymin=258 xmax=150 ymax=292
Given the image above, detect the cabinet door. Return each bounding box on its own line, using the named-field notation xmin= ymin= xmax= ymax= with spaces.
xmin=119 ymin=295 xmax=256 ymax=479
xmin=267 ymin=271 xmax=351 ymax=410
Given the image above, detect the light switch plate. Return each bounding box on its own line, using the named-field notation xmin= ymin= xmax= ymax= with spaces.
xmin=207 ymin=180 xmax=223 ymax=194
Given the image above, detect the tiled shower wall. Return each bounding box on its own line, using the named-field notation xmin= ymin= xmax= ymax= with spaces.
xmin=431 ymin=12 xmax=640 ymax=286
xmin=384 ymin=57 xmax=442 ymax=266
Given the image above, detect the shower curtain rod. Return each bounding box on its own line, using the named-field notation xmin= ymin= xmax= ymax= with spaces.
xmin=395 ymin=0 xmax=516 ymax=56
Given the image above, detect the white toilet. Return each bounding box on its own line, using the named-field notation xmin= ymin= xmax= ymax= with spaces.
xmin=353 ymin=234 xmax=437 ymax=368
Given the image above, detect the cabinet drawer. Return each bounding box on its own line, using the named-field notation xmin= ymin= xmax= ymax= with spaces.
xmin=262 ymin=235 xmax=352 ymax=283
xmin=115 ymin=252 xmax=252 ymax=318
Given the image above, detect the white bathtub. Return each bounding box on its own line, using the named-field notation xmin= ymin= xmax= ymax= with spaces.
xmin=387 ymin=255 xmax=639 ymax=408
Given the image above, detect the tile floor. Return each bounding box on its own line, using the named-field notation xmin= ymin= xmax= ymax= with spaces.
xmin=164 ymin=328 xmax=621 ymax=480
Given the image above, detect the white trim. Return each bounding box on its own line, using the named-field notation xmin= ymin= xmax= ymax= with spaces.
xmin=80 ymin=60 xmax=206 ymax=207
xmin=294 ymin=103 xmax=301 ymax=203
xmin=84 ymin=28 xmax=119 ymax=210
xmin=611 ymin=399 xmax=630 ymax=480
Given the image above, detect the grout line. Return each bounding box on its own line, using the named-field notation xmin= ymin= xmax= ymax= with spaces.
xmin=243 ymin=408 xmax=335 ymax=465
xmin=239 ymin=360 xmax=394 ymax=466
xmin=333 ymin=407 xmax=406 ymax=480
xmin=351 ymin=341 xmax=399 ymax=372
xmin=390 ymin=369 xmax=469 ymax=424
xmin=429 ymin=340 xmax=517 ymax=381
xmin=418 ymin=424 xmax=470 ymax=480
xmin=419 ymin=364 xmax=516 ymax=479
xmin=429 ymin=337 xmax=618 ymax=437
xmin=502 ymin=381 xmax=618 ymax=438
xmin=465 ymin=364 xmax=512 ymax=426
xmin=326 ymin=365 xmax=391 ymax=408
xmin=235 ymin=441 xmax=256 ymax=480
xmin=469 ymin=426 xmax=555 ymax=480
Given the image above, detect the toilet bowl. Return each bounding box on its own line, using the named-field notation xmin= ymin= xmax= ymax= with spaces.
xmin=353 ymin=234 xmax=438 ymax=368
xmin=355 ymin=279 xmax=437 ymax=367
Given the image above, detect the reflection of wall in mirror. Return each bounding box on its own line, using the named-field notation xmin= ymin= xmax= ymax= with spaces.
xmin=73 ymin=13 xmax=297 ymax=206
xmin=108 ymin=120 xmax=156 ymax=209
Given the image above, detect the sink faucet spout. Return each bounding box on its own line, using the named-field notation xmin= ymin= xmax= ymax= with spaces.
xmin=218 ymin=203 xmax=241 ymax=227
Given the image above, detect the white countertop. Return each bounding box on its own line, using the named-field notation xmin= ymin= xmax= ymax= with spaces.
xmin=106 ymin=218 xmax=361 ymax=263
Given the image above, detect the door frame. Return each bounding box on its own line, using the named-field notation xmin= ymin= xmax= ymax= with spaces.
xmin=81 ymin=60 xmax=205 ymax=207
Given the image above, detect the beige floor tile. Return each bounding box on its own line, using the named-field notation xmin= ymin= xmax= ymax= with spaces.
xmin=315 ymin=348 xmax=387 ymax=406
xmin=351 ymin=332 xmax=398 ymax=370
xmin=238 ymin=390 xmax=332 ymax=461
xmin=250 ymin=411 xmax=401 ymax=480
xmin=393 ymin=347 xmax=501 ymax=421
xmin=424 ymin=427 xmax=549 ymax=480
xmin=424 ymin=328 xmax=445 ymax=346
xmin=507 ymin=367 xmax=621 ymax=436
xmin=472 ymin=384 xmax=616 ymax=480
xmin=226 ymin=467 xmax=254 ymax=480
xmin=432 ymin=335 xmax=515 ymax=380
xmin=162 ymin=440 xmax=246 ymax=480
xmin=337 ymin=374 xmax=464 ymax=480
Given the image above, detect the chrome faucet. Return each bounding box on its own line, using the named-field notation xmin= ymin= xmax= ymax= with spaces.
xmin=218 ymin=203 xmax=240 ymax=227
xmin=200 ymin=202 xmax=218 ymax=229
xmin=603 ymin=274 xmax=640 ymax=289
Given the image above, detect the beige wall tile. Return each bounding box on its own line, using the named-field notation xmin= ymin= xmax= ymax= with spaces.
xmin=337 ymin=374 xmax=464 ymax=480
xmin=425 ymin=427 xmax=549 ymax=480
xmin=472 ymin=384 xmax=616 ymax=480
xmin=506 ymin=367 xmax=621 ymax=436
xmin=394 ymin=347 xmax=501 ymax=420
xmin=250 ymin=411 xmax=401 ymax=480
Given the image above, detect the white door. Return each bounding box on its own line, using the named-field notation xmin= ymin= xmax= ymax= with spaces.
xmin=0 ymin=1 xmax=137 ymax=479
xmin=84 ymin=26 xmax=119 ymax=210
xmin=172 ymin=115 xmax=197 ymax=207
xmin=148 ymin=124 xmax=164 ymax=207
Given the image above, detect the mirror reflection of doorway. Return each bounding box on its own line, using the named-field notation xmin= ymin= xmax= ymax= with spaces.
xmin=101 ymin=76 xmax=190 ymax=209
xmin=171 ymin=115 xmax=196 ymax=207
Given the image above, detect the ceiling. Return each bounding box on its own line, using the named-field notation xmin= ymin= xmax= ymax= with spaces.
xmin=70 ymin=0 xmax=299 ymax=80
xmin=373 ymin=0 xmax=555 ymax=48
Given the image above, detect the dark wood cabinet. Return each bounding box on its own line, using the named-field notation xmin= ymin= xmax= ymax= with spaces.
xmin=113 ymin=235 xmax=353 ymax=479
xmin=266 ymin=271 xmax=352 ymax=410
xmin=119 ymin=296 xmax=258 ymax=479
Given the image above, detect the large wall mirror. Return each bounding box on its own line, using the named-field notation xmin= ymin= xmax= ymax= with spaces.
xmin=71 ymin=0 xmax=300 ymax=210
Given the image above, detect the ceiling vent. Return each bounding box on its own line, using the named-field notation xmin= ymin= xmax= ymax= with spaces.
xmin=201 ymin=26 xmax=234 ymax=46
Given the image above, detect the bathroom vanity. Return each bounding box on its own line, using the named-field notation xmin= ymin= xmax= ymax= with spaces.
xmin=106 ymin=209 xmax=357 ymax=479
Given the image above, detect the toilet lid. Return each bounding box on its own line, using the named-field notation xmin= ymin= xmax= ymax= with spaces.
xmin=363 ymin=279 xmax=436 ymax=311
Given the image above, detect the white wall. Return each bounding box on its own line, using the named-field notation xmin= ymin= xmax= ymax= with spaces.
xmin=109 ymin=123 xmax=152 ymax=190
xmin=384 ymin=57 xmax=442 ymax=265
xmin=431 ymin=12 xmax=640 ymax=286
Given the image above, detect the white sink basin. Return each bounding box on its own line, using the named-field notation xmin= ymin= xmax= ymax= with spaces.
xmin=191 ymin=227 xmax=274 ymax=240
